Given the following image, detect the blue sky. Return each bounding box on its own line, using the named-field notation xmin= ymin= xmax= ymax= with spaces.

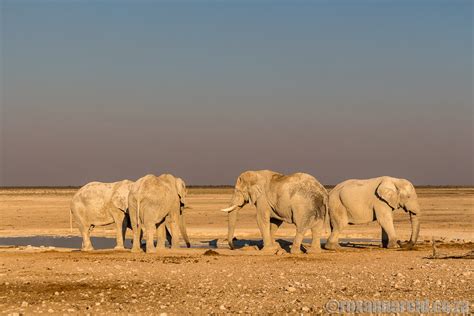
xmin=1 ymin=0 xmax=472 ymax=185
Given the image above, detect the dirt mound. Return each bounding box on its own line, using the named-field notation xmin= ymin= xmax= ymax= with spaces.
xmin=203 ymin=249 xmax=220 ymax=256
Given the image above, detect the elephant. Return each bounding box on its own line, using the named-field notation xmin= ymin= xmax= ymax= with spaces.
xmin=221 ymin=170 xmax=328 ymax=254
xmin=128 ymin=174 xmax=191 ymax=253
xmin=70 ymin=179 xmax=134 ymax=251
xmin=326 ymin=176 xmax=420 ymax=250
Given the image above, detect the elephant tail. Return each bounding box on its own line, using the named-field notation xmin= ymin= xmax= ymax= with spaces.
xmin=136 ymin=198 xmax=140 ymax=229
xmin=323 ymin=195 xmax=330 ymax=234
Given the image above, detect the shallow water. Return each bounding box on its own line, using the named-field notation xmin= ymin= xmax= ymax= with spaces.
xmin=0 ymin=236 xmax=381 ymax=250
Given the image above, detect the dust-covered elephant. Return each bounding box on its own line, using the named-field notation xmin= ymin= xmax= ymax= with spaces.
xmin=128 ymin=174 xmax=190 ymax=253
xmin=326 ymin=176 xmax=420 ymax=250
xmin=221 ymin=170 xmax=328 ymax=254
xmin=70 ymin=180 xmax=134 ymax=251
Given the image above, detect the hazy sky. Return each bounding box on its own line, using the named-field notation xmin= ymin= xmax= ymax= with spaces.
xmin=1 ymin=0 xmax=472 ymax=186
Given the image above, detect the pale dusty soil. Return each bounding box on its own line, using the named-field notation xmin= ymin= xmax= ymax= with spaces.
xmin=0 ymin=246 xmax=473 ymax=314
xmin=0 ymin=187 xmax=473 ymax=314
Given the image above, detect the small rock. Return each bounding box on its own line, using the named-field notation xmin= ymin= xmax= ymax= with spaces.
xmin=302 ymin=306 xmax=310 ymax=312
xmin=286 ymin=286 xmax=297 ymax=293
xmin=219 ymin=305 xmax=227 ymax=310
xmin=21 ymin=301 xmax=29 ymax=307
xmin=48 ymin=309 xmax=54 ymax=313
xmin=203 ymin=249 xmax=220 ymax=256
xmin=54 ymin=292 xmax=59 ymax=296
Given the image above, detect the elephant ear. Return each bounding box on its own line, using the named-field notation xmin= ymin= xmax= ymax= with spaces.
xmin=248 ymin=185 xmax=263 ymax=205
xmin=112 ymin=190 xmax=128 ymax=212
xmin=376 ymin=179 xmax=399 ymax=210
xmin=175 ymin=178 xmax=187 ymax=207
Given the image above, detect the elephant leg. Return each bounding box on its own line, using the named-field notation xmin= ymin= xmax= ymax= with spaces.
xmin=376 ymin=208 xmax=399 ymax=248
xmin=156 ymin=218 xmax=166 ymax=249
xmin=307 ymin=219 xmax=323 ymax=254
xmin=291 ymin=204 xmax=314 ymax=254
xmin=129 ymin=198 xmax=142 ymax=253
xmin=113 ymin=212 xmax=126 ymax=250
xmin=256 ymin=207 xmax=276 ymax=251
xmin=270 ymin=218 xmax=283 ymax=247
xmin=81 ymin=225 xmax=94 ymax=251
xmin=122 ymin=215 xmax=130 ymax=248
xmin=169 ymin=209 xmax=180 ymax=249
xmin=145 ymin=223 xmax=157 ymax=253
xmin=291 ymin=228 xmax=305 ymax=255
xmin=325 ymin=205 xmax=347 ymax=250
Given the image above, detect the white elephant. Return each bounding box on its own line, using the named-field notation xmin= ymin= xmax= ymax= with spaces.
xmin=70 ymin=180 xmax=134 ymax=251
xmin=128 ymin=174 xmax=190 ymax=253
xmin=221 ymin=170 xmax=328 ymax=254
xmin=326 ymin=176 xmax=421 ymax=250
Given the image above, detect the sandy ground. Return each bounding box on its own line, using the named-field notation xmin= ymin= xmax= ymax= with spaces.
xmin=0 ymin=187 xmax=473 ymax=314
xmin=0 ymin=187 xmax=472 ymax=241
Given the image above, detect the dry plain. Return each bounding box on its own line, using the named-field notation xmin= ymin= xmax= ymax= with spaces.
xmin=0 ymin=187 xmax=473 ymax=314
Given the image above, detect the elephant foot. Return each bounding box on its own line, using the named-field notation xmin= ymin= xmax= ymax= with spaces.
xmin=261 ymin=245 xmax=280 ymax=254
xmin=324 ymin=242 xmax=342 ymax=251
xmin=131 ymin=247 xmax=142 ymax=253
xmin=114 ymin=245 xmax=126 ymax=251
xmin=81 ymin=245 xmax=94 ymax=252
xmin=290 ymin=246 xmax=303 ymax=255
xmin=305 ymin=246 xmax=322 ymax=254
xmin=385 ymin=240 xmax=400 ymax=249
xmin=146 ymin=247 xmax=157 ymax=254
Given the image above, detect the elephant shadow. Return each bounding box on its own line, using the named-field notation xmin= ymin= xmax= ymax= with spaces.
xmin=202 ymin=238 xmax=381 ymax=252
xmin=338 ymin=242 xmax=380 ymax=249
xmin=203 ymin=238 xmax=294 ymax=253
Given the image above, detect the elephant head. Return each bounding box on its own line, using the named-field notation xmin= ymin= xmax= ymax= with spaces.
xmin=221 ymin=170 xmax=276 ymax=249
xmin=376 ymin=178 xmax=420 ymax=248
xmin=175 ymin=177 xmax=187 ymax=207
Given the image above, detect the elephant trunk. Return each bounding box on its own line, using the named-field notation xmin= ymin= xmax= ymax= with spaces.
xmin=222 ymin=191 xmax=246 ymax=249
xmin=179 ymin=210 xmax=191 ymax=248
xmin=407 ymin=212 xmax=420 ymax=246
xmin=401 ymin=199 xmax=421 ymax=249
xmin=227 ymin=207 xmax=241 ymax=249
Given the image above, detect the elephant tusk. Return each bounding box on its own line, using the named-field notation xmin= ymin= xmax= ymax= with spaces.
xmin=221 ymin=205 xmax=238 ymax=212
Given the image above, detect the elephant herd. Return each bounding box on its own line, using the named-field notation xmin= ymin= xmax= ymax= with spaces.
xmin=70 ymin=170 xmax=421 ymax=254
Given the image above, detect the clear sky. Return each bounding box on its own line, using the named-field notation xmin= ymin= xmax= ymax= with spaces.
xmin=1 ymin=0 xmax=472 ymax=186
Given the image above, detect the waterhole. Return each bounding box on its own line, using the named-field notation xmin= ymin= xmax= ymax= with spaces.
xmin=0 ymin=236 xmax=380 ymax=250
